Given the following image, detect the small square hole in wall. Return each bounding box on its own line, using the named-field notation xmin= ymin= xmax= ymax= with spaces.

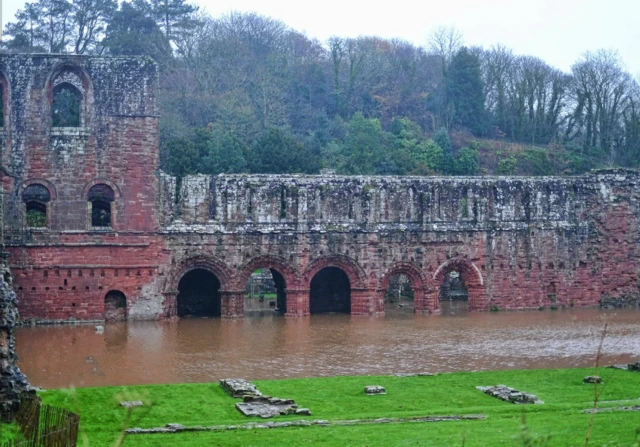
xmin=45 ymin=287 xmax=49 ymax=291
xmin=85 ymin=286 xmax=89 ymax=291
xmin=72 ymin=303 xmax=76 ymax=307
xmin=72 ymin=286 xmax=76 ymax=290
xmin=18 ymin=286 xmax=23 ymax=290
xmin=58 ymin=286 xmax=63 ymax=290
xmin=31 ymin=287 xmax=36 ymax=291
xmin=98 ymin=286 xmax=103 ymax=290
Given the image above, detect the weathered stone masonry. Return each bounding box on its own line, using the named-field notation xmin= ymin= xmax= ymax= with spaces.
xmin=2 ymin=54 xmax=640 ymax=321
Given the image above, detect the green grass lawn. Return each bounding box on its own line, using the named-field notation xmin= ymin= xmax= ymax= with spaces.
xmin=34 ymin=367 xmax=640 ymax=446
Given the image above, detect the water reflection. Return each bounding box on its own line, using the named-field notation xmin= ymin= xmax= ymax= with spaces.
xmin=15 ymin=307 xmax=640 ymax=389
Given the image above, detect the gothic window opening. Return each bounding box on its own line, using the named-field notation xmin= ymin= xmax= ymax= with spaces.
xmin=88 ymin=184 xmax=115 ymax=228
xmin=22 ymin=184 xmax=51 ymax=228
xmin=52 ymin=83 xmax=82 ymax=127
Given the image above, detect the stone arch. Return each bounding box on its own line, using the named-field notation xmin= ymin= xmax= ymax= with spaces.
xmin=302 ymin=255 xmax=367 ymax=289
xmin=82 ymin=178 xmax=122 ymax=200
xmin=235 ymin=255 xmax=299 ymax=291
xmin=379 ymin=262 xmax=426 ymax=291
xmin=167 ymin=255 xmax=233 ymax=293
xmin=378 ymin=262 xmax=427 ymax=314
xmin=22 ymin=179 xmax=57 ymax=200
xmin=432 ymin=258 xmax=486 ymax=311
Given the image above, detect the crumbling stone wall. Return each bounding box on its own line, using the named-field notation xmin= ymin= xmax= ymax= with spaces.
xmin=158 ymin=169 xmax=640 ymax=317
xmin=0 ymin=256 xmax=29 ymax=421
xmin=2 ymin=54 xmax=640 ymax=322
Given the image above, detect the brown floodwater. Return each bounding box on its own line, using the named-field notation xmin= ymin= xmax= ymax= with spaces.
xmin=15 ymin=303 xmax=640 ymax=389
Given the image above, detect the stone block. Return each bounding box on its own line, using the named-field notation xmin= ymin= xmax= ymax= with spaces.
xmin=364 ymin=385 xmax=386 ymax=395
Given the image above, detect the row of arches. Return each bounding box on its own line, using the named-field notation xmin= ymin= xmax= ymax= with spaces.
xmin=1 ymin=65 xmax=89 ymax=130
xmin=22 ymin=180 xmax=117 ymax=229
xmin=169 ymin=255 xmax=485 ymax=318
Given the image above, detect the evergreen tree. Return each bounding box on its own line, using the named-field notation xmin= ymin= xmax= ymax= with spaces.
xmin=146 ymin=0 xmax=199 ymax=43
xmin=251 ymin=128 xmax=320 ymax=174
xmin=201 ymin=125 xmax=248 ymax=174
xmin=447 ymin=47 xmax=486 ymax=135
xmin=434 ymin=128 xmax=454 ymax=174
xmin=102 ymin=2 xmax=172 ymax=62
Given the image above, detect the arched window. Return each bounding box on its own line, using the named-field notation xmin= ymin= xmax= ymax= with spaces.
xmin=22 ymin=184 xmax=51 ymax=228
xmin=52 ymin=83 xmax=81 ymax=127
xmin=88 ymin=184 xmax=115 ymax=228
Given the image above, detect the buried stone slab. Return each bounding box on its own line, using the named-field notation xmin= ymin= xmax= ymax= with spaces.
xmin=476 ymin=385 xmax=543 ymax=404
xmin=220 ymin=379 xmax=262 ymax=398
xmin=120 ymin=401 xmax=144 ymax=408
xmin=583 ymin=376 xmax=602 ymax=384
xmin=126 ymin=414 xmax=487 ymax=434
xmin=364 ymin=386 xmax=386 ymax=395
xmin=235 ymin=395 xmax=308 ymax=419
xmin=608 ymin=362 xmax=640 ymax=372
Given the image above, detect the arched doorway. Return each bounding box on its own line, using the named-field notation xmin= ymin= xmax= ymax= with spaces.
xmin=310 ymin=267 xmax=351 ymax=314
xmin=439 ymin=270 xmax=469 ymax=313
xmin=384 ymin=273 xmax=414 ymax=310
xmin=244 ymin=268 xmax=287 ymax=314
xmin=104 ymin=290 xmax=127 ymax=322
xmin=177 ymin=269 xmax=221 ymax=317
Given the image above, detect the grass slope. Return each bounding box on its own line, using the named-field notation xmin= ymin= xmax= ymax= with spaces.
xmin=36 ymin=367 xmax=640 ymax=446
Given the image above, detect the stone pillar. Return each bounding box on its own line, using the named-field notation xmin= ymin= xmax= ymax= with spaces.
xmin=221 ymin=291 xmax=244 ymax=318
xmin=285 ymin=289 xmax=310 ymax=317
xmin=415 ymin=288 xmax=439 ymax=314
xmin=162 ymin=292 xmax=178 ymax=319
xmin=374 ymin=290 xmax=385 ymax=315
xmin=350 ymin=288 xmax=375 ymax=315
xmin=0 ymin=255 xmax=29 ymax=422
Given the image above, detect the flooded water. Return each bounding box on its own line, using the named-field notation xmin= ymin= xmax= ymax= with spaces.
xmin=16 ymin=303 xmax=640 ymax=389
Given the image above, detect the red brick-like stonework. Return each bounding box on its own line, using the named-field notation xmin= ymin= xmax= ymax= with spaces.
xmin=2 ymin=55 xmax=640 ymax=322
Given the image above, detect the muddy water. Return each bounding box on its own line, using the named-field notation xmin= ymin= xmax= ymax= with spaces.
xmin=15 ymin=304 xmax=640 ymax=389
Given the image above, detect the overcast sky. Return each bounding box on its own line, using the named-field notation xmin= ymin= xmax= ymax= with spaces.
xmin=2 ymin=0 xmax=639 ymax=76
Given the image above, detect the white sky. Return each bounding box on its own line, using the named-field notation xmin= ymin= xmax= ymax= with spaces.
xmin=2 ymin=0 xmax=639 ymax=76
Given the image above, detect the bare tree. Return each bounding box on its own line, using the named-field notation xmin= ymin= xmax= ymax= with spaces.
xmin=428 ymin=26 xmax=463 ymax=68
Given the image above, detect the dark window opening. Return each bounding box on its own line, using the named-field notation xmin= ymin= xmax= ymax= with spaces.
xmin=88 ymin=184 xmax=115 ymax=228
xmin=244 ymin=268 xmax=286 ymax=315
xmin=91 ymin=200 xmax=111 ymax=227
xmin=22 ymin=184 xmax=51 ymax=228
xmin=177 ymin=269 xmax=221 ymax=317
xmin=310 ymin=267 xmax=351 ymax=314
xmin=52 ymin=83 xmax=81 ymax=127
xmin=384 ymin=274 xmax=414 ymax=308
xmin=26 ymin=201 xmax=47 ymax=228
xmin=105 ymin=290 xmax=127 ymax=322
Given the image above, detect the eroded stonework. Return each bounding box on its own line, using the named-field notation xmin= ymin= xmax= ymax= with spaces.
xmin=2 ymin=54 xmax=640 ymax=322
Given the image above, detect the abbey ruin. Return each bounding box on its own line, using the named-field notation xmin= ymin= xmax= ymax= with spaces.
xmin=1 ymin=54 xmax=639 ymax=322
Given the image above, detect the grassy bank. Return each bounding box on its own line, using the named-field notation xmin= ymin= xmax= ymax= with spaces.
xmin=34 ymin=367 xmax=640 ymax=446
